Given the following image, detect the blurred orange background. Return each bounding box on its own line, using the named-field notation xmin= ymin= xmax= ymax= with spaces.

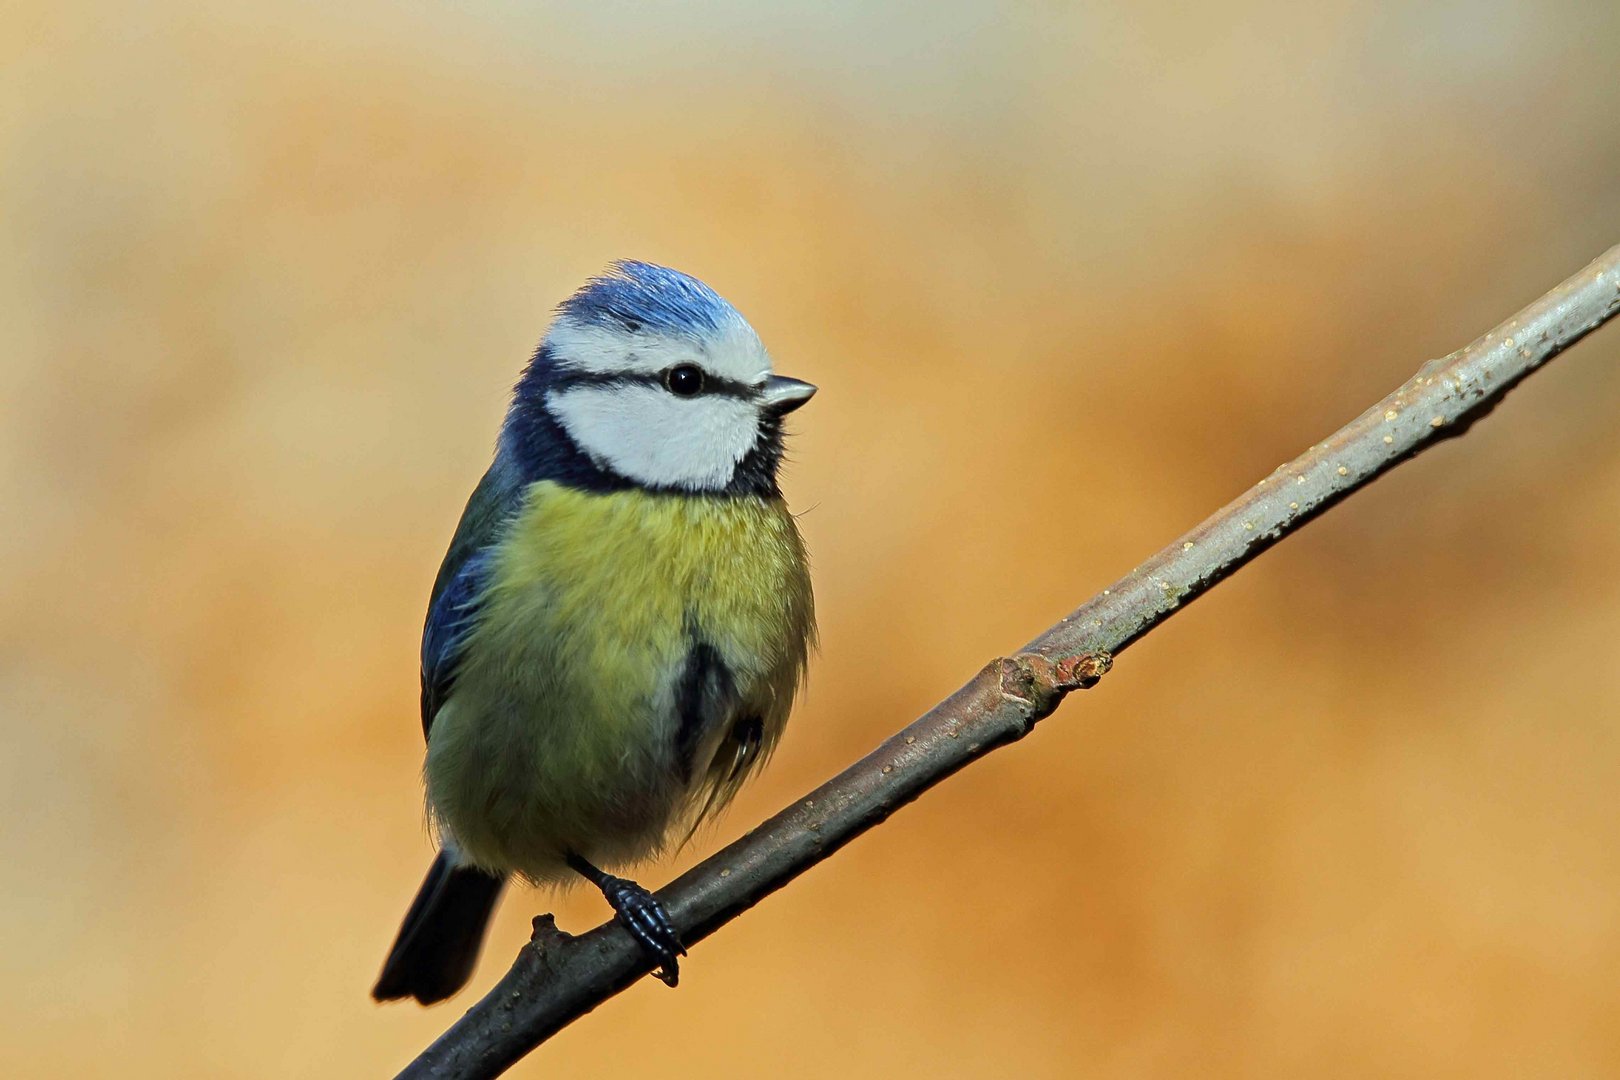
xmin=5 ymin=2 xmax=1620 ymax=1077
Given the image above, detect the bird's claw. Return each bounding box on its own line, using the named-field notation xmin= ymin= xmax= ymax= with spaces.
xmin=599 ymin=874 xmax=685 ymax=986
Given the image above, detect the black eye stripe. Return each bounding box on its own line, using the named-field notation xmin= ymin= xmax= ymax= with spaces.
xmin=550 ymin=367 xmax=759 ymax=399
xmin=698 ymin=373 xmax=760 ymax=398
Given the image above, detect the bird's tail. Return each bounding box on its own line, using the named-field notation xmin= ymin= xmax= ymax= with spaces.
xmin=372 ymin=851 xmax=506 ymax=1005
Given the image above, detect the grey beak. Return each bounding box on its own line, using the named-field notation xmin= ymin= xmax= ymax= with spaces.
xmin=761 ymin=375 xmax=817 ymax=416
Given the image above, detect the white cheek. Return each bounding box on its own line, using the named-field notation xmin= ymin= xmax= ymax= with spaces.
xmin=548 ymin=386 xmax=759 ymax=490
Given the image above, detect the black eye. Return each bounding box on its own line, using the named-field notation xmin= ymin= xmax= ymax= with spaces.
xmin=663 ymin=364 xmax=706 ymax=397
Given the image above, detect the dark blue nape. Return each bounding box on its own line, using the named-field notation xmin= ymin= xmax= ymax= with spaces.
xmin=503 ymin=345 xmax=636 ymax=494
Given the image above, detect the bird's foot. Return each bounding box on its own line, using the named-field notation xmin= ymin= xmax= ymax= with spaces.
xmin=598 ymin=874 xmax=686 ymax=986
xmin=566 ymin=853 xmax=686 ymax=986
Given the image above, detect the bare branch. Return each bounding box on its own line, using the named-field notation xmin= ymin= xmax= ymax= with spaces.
xmin=396 ymin=245 xmax=1620 ymax=1080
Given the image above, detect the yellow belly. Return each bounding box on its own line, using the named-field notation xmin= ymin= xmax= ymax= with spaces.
xmin=424 ymin=481 xmax=814 ymax=882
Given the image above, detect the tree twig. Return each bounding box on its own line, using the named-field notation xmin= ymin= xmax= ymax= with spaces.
xmin=396 ymin=244 xmax=1620 ymax=1079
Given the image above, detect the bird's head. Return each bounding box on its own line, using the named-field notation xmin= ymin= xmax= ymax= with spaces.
xmin=504 ymin=260 xmax=815 ymax=496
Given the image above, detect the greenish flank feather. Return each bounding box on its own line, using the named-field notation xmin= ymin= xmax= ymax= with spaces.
xmin=425 ymin=480 xmax=815 ymax=883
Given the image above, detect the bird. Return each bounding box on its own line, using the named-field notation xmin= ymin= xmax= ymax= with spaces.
xmin=371 ymin=260 xmax=817 ymax=1005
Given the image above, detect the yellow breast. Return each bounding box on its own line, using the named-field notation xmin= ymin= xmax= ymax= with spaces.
xmin=493 ymin=481 xmax=813 ymax=680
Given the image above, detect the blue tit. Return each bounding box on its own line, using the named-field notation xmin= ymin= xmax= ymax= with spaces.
xmin=372 ymin=261 xmax=817 ymax=1005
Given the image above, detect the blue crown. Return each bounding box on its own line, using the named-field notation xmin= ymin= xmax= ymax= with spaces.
xmin=558 ymin=260 xmax=740 ymax=338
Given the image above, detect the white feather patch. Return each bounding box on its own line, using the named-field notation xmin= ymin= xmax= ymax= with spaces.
xmin=547 ymin=384 xmax=760 ymax=491
xmin=546 ymin=315 xmax=773 ymax=385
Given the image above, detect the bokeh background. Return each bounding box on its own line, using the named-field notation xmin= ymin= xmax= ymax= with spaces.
xmin=5 ymin=2 xmax=1620 ymax=1076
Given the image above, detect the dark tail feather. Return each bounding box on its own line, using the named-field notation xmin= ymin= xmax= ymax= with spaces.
xmin=372 ymin=852 xmax=506 ymax=1005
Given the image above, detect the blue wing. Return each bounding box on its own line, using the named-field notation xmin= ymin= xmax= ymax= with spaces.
xmin=420 ymin=457 xmax=522 ymax=741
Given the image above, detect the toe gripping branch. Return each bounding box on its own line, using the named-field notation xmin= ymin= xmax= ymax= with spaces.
xmin=599 ymin=873 xmax=686 ymax=987
xmin=566 ymin=853 xmax=687 ymax=987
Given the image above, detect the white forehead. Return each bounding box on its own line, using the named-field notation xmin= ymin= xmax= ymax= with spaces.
xmin=546 ymin=312 xmax=773 ymax=385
